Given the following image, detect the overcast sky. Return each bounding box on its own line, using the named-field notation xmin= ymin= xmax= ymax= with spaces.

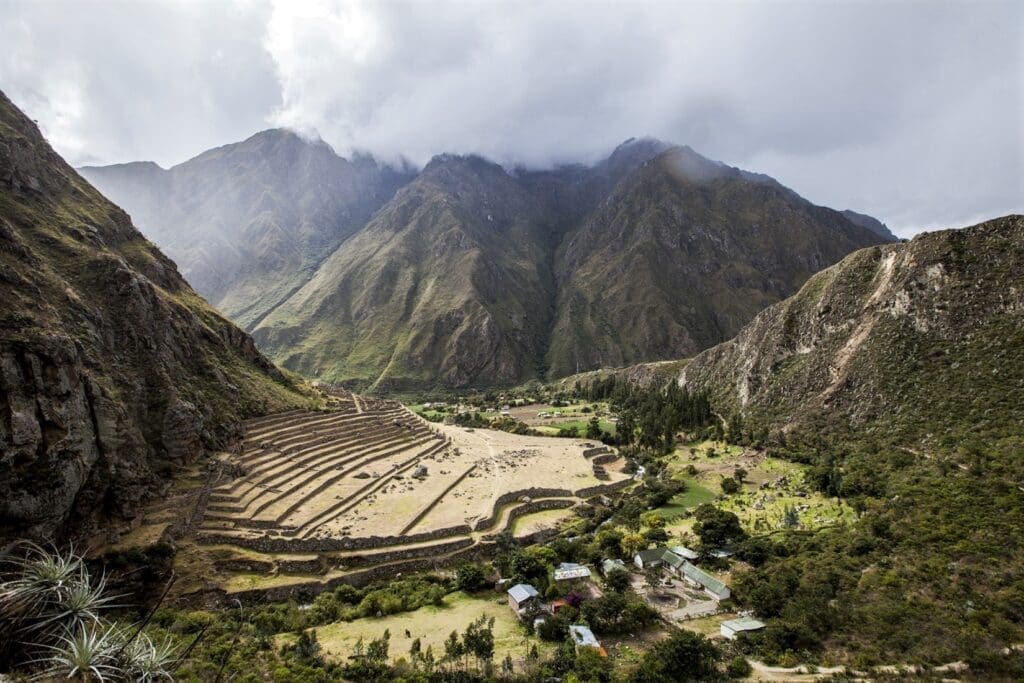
xmin=1 ymin=0 xmax=1021 ymax=237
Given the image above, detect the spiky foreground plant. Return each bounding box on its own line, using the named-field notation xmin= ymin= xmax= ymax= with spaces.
xmin=33 ymin=622 xmax=121 ymax=682
xmin=0 ymin=543 xmax=176 ymax=681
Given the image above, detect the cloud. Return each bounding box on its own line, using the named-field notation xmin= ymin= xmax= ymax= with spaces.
xmin=1 ymin=0 xmax=1021 ymax=236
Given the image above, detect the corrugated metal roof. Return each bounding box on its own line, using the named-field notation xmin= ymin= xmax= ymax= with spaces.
xmin=681 ymin=561 xmax=729 ymax=597
xmin=722 ymin=617 xmax=765 ymax=632
xmin=671 ymin=545 xmax=700 ymax=560
xmin=569 ymin=625 xmax=600 ymax=647
xmin=507 ymin=583 xmax=539 ymax=603
xmin=554 ymin=563 xmax=592 ymax=580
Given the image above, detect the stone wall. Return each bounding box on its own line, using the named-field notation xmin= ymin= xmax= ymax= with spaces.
xmin=196 ymin=521 xmax=473 ymax=553
xmin=324 ymin=537 xmax=475 ymax=570
xmin=472 ymin=488 xmax=572 ymax=531
xmin=574 ymin=478 xmax=634 ymax=499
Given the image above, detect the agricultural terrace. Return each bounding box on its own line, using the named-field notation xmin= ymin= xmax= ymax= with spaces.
xmin=115 ymin=389 xmax=633 ymax=604
xmin=656 ymin=441 xmax=856 ymax=541
xmin=412 ymin=400 xmax=618 ymax=437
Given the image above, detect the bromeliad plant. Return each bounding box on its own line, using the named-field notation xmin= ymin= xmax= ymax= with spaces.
xmin=0 ymin=542 xmax=177 ymax=681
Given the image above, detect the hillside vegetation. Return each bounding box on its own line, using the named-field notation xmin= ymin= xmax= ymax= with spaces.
xmin=678 ymin=216 xmax=1024 ymax=673
xmin=0 ymin=90 xmax=306 ymax=543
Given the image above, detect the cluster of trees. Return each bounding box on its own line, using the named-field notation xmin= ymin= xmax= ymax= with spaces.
xmin=595 ymin=380 xmax=715 ymax=451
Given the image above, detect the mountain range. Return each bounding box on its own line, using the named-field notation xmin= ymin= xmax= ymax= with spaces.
xmin=82 ymin=133 xmax=896 ymax=391
xmin=0 ymin=90 xmax=304 ymax=543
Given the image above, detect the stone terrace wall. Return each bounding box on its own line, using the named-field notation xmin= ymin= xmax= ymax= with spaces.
xmin=324 ymin=537 xmax=475 ymax=570
xmin=472 ymin=488 xmax=572 ymax=531
xmin=197 ymin=522 xmax=473 ymax=554
xmin=574 ymin=478 xmax=634 ymax=499
xmin=216 ymin=542 xmax=498 ymax=607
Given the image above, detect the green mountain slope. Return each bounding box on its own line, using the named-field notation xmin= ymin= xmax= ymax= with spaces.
xmin=251 ymin=155 xmax=559 ymax=391
xmin=0 ymin=91 xmax=306 ymax=543
xmin=80 ymin=131 xmax=414 ymax=328
xmin=678 ymin=216 xmax=1024 ymax=671
xmin=86 ymin=136 xmax=893 ymax=390
xmin=547 ymin=145 xmax=889 ymax=376
xmin=680 ymin=215 xmax=1024 ymax=446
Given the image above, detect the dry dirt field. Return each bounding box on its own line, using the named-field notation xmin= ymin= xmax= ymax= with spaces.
xmin=108 ymin=389 xmax=633 ymax=604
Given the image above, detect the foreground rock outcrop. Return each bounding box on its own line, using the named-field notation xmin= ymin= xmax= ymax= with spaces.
xmin=0 ymin=90 xmax=305 ymax=543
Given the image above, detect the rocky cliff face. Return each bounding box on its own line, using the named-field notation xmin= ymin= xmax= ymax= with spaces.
xmin=0 ymin=91 xmax=305 ymax=543
xmin=679 ymin=215 xmax=1024 ymax=444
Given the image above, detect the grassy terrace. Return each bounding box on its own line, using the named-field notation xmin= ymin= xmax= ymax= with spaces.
xmin=291 ymin=592 xmax=555 ymax=666
xmin=656 ymin=440 xmax=855 ymax=539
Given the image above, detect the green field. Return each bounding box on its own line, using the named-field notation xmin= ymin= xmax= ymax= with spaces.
xmin=302 ymin=592 xmax=553 ymax=666
xmin=652 ymin=478 xmax=718 ymax=519
xmin=534 ymin=419 xmax=617 ymax=437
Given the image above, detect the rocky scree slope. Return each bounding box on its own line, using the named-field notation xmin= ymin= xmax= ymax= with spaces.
xmin=0 ymin=91 xmax=305 ymax=544
xmin=679 ymin=215 xmax=1024 ymax=446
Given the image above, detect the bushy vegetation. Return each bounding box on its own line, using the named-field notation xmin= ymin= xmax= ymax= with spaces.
xmin=726 ymin=421 xmax=1024 ymax=676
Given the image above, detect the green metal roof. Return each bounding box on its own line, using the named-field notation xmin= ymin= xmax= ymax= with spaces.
xmin=722 ymin=617 xmax=765 ymax=632
xmin=681 ymin=561 xmax=729 ymax=597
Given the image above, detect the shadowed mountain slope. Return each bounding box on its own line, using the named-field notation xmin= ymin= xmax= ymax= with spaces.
xmin=81 ymin=131 xmax=414 ymax=328
xmin=0 ymin=91 xmax=305 ymax=543
xmin=85 ymin=136 xmax=893 ymax=390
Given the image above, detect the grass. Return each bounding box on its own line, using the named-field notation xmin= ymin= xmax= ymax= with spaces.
xmin=533 ymin=419 xmax=617 ymax=437
xmin=510 ymin=508 xmax=573 ymax=535
xmin=304 ymin=591 xmax=553 ymax=665
xmin=652 ymin=478 xmax=717 ymax=520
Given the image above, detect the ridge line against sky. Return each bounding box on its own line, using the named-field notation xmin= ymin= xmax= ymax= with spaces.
xmin=1 ymin=0 xmax=1021 ymax=238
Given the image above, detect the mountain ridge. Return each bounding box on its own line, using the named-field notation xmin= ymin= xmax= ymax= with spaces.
xmin=81 ymin=132 xmax=894 ymax=390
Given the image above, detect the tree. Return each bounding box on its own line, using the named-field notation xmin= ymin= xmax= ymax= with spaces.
xmin=721 ymin=476 xmax=741 ymax=495
xmin=629 ymin=629 xmax=720 ymax=682
xmin=455 ymin=563 xmax=488 ymax=592
xmin=727 ymin=655 xmax=753 ymax=679
xmin=693 ymin=504 xmax=746 ymax=549
xmin=596 ymin=528 xmax=624 ymax=557
xmin=604 ymin=568 xmax=631 ymax=593
xmin=644 ymin=568 xmax=662 ymax=592
xmin=574 ymin=646 xmax=612 ymax=681
xmin=586 ymin=416 xmax=602 ymax=439
xmin=463 ymin=615 xmax=495 ymax=671
xmin=734 ymin=467 xmax=748 ymax=484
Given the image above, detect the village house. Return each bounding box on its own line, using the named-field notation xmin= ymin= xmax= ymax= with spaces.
xmin=720 ymin=616 xmax=765 ymax=640
xmin=507 ymin=583 xmax=540 ymax=617
xmin=680 ymin=561 xmax=730 ymax=600
xmin=634 ymin=547 xmax=683 ymax=571
xmin=601 ymin=558 xmax=626 ymax=575
xmin=568 ymin=625 xmax=606 ymax=656
xmin=671 ymin=545 xmax=699 ymax=561
xmin=554 ymin=562 xmax=592 ymax=582
xmin=634 ymin=548 xmax=731 ymax=600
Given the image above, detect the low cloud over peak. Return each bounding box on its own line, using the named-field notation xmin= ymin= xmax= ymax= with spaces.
xmin=2 ymin=0 xmax=1020 ymax=237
